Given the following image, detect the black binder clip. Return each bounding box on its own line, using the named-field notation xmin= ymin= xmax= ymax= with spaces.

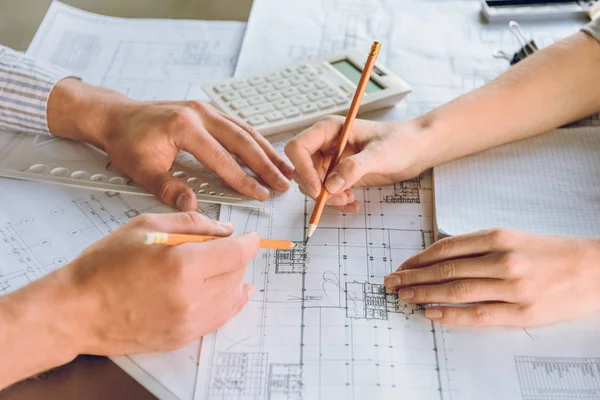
xmin=493 ymin=21 xmax=538 ymax=66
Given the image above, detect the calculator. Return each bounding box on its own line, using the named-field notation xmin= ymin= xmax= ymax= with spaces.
xmin=202 ymin=49 xmax=412 ymax=136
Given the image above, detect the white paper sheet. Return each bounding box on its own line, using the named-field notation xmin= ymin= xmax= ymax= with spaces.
xmin=235 ymin=0 xmax=590 ymax=123
xmin=194 ymin=1 xmax=600 ymax=399
xmin=434 ymin=127 xmax=600 ymax=238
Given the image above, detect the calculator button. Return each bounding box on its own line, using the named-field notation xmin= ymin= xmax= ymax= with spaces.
xmin=283 ymin=107 xmax=301 ymax=118
xmin=265 ymin=73 xmax=281 ymax=82
xmin=324 ymin=87 xmax=340 ymax=97
xmin=316 ymin=98 xmax=335 ymax=109
xmin=247 ymin=116 xmax=267 ymax=126
xmin=288 ymin=75 xmax=305 ymax=85
xmin=274 ymin=99 xmax=293 ymax=110
xmin=291 ymin=95 xmax=308 ymax=106
xmin=256 ymin=83 xmax=275 ymax=94
xmin=332 ymin=95 xmax=349 ymax=105
xmin=273 ymin=79 xmax=291 ymax=90
xmin=282 ymin=87 xmax=300 ymax=97
xmin=281 ymin=67 xmax=295 ymax=78
xmin=248 ymin=95 xmax=266 ymax=106
xmin=314 ymin=79 xmax=328 ymax=89
xmin=239 ymin=88 xmax=258 ymax=98
xmin=265 ymin=111 xmax=284 ymax=122
xmin=265 ymin=92 xmax=283 ymax=102
xmin=238 ymin=103 xmax=274 ymax=118
xmin=307 ymin=91 xmax=324 ymax=101
xmin=248 ymin=76 xmax=266 ymax=86
xmin=297 ymin=83 xmax=316 ymax=94
xmin=305 ymin=72 xmax=319 ymax=81
xmin=299 ymin=103 xmax=318 ymax=114
xmin=214 ymin=83 xmax=231 ymax=93
xmin=231 ymin=81 xmax=250 ymax=90
xmin=221 ymin=92 xmax=240 ymax=102
xmin=296 ymin=64 xmax=312 ymax=74
xmin=230 ymin=99 xmax=250 ymax=110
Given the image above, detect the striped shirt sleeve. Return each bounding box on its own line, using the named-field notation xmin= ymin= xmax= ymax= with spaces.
xmin=0 ymin=45 xmax=75 ymax=136
xmin=582 ymin=18 xmax=600 ymax=44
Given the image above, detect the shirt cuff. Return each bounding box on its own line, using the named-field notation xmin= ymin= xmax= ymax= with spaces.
xmin=0 ymin=46 xmax=78 ymax=136
xmin=582 ymin=18 xmax=600 ymax=44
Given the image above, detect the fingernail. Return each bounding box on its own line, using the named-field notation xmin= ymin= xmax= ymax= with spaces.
xmin=425 ymin=309 xmax=443 ymax=320
xmin=384 ymin=274 xmax=401 ymax=288
xmin=325 ymin=173 xmax=345 ymax=194
xmin=219 ymin=221 xmax=234 ymax=233
xmin=256 ymin=185 xmax=270 ymax=200
xmin=398 ymin=288 xmax=414 ymax=300
xmin=277 ymin=175 xmax=290 ymax=190
xmin=176 ymin=194 xmax=191 ymax=211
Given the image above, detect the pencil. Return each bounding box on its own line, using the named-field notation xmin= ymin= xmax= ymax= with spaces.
xmin=144 ymin=232 xmax=296 ymax=250
xmin=305 ymin=41 xmax=381 ymax=244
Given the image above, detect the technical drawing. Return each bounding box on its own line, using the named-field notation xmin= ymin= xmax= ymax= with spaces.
xmin=383 ymin=180 xmax=421 ymax=204
xmin=275 ymin=242 xmax=308 ymax=274
xmin=50 ymin=30 xmax=101 ymax=72
xmin=515 ymin=356 xmax=600 ymax=400
xmin=197 ymin=177 xmax=440 ymax=399
xmin=268 ymin=364 xmax=303 ymax=400
xmin=208 ymin=353 xmax=269 ymax=397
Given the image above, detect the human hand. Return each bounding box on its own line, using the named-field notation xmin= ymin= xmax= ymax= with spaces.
xmin=284 ymin=116 xmax=427 ymax=212
xmin=105 ymin=100 xmax=294 ymax=210
xmin=60 ymin=212 xmax=258 ymax=355
xmin=48 ymin=79 xmax=294 ymax=211
xmin=384 ymin=228 xmax=600 ymax=327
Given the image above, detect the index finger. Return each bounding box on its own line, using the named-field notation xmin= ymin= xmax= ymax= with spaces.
xmin=182 ymin=231 xmax=260 ymax=279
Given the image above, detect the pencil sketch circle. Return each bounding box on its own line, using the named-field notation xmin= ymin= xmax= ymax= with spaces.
xmin=51 ymin=208 xmax=63 ymax=215
xmin=38 ymin=238 xmax=52 ymax=246
xmin=21 ymin=217 xmax=34 ymax=224
xmin=69 ymin=229 xmax=82 ymax=236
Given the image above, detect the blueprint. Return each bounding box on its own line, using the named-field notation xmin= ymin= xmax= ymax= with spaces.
xmin=196 ymin=174 xmax=437 ymax=399
xmin=0 ymin=177 xmax=218 ymax=400
xmin=236 ymin=0 xmax=596 ymax=124
xmin=28 ymin=1 xmax=245 ymax=101
xmin=193 ymin=1 xmax=600 ymax=399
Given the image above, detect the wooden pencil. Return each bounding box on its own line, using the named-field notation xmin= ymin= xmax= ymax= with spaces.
xmin=305 ymin=41 xmax=381 ymax=243
xmin=144 ymin=232 xmax=296 ymax=250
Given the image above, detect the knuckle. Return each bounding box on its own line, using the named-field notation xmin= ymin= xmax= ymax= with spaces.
xmin=341 ymin=156 xmax=362 ymax=176
xmin=168 ymin=107 xmax=196 ymax=129
xmin=438 ymin=262 xmax=457 ymax=280
xmin=511 ymin=278 xmax=531 ymax=300
xmin=158 ymin=178 xmax=176 ymax=201
xmin=131 ymin=213 xmax=159 ymax=228
xmin=450 ymin=281 xmax=470 ymax=301
xmin=486 ymin=227 xmax=514 ymax=249
xmin=180 ymin=211 xmax=205 ymax=227
xmin=239 ymin=173 xmax=258 ymax=191
xmin=473 ymin=305 xmax=491 ymax=325
xmin=212 ymin=146 xmax=233 ymax=166
xmin=284 ymin=140 xmax=300 ymax=158
xmin=433 ymin=238 xmax=454 ymax=258
xmin=317 ymin=115 xmax=342 ymax=125
xmin=400 ymin=271 xmax=416 ymax=285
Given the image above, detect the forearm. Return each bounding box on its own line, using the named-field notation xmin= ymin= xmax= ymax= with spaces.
xmin=0 ymin=270 xmax=80 ymax=390
xmin=415 ymin=30 xmax=600 ymax=169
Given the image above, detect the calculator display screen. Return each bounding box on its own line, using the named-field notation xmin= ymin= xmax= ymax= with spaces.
xmin=330 ymin=60 xmax=384 ymax=93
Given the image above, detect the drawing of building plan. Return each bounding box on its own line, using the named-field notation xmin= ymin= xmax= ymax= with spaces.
xmin=27 ymin=1 xmax=245 ymax=101
xmin=0 ymin=176 xmax=218 ymax=400
xmin=193 ymin=1 xmax=600 ymax=398
xmin=236 ymin=0 xmax=598 ymax=125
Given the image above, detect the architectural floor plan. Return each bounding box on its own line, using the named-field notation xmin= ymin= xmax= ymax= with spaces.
xmin=196 ymin=175 xmax=440 ymax=399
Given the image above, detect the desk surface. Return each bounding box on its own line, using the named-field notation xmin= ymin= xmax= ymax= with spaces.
xmin=0 ymin=2 xmax=252 ymax=399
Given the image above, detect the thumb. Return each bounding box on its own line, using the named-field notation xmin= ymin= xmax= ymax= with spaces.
xmin=146 ymin=172 xmax=198 ymax=212
xmin=324 ymin=148 xmax=378 ymax=194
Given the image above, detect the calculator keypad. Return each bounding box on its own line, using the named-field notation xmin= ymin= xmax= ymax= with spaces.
xmin=213 ymin=66 xmax=351 ymax=127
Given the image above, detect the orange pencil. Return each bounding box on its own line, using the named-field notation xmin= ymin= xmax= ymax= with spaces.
xmin=305 ymin=41 xmax=381 ymax=244
xmin=144 ymin=232 xmax=296 ymax=250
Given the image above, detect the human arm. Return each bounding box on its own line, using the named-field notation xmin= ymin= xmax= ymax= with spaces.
xmin=285 ymin=21 xmax=600 ymax=211
xmin=0 ymin=212 xmax=257 ymax=389
xmin=0 ymin=45 xmax=293 ymax=210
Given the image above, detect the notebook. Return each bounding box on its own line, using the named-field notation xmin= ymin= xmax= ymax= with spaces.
xmin=433 ymin=126 xmax=600 ymax=239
